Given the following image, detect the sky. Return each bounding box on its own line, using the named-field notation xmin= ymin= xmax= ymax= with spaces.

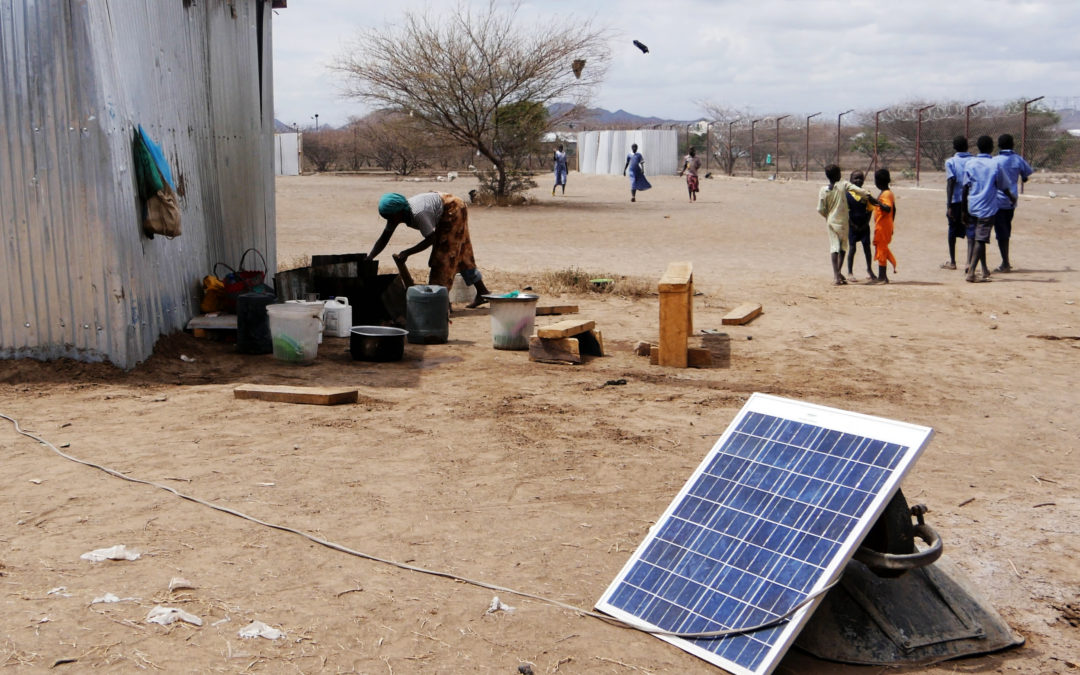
xmin=271 ymin=0 xmax=1080 ymax=130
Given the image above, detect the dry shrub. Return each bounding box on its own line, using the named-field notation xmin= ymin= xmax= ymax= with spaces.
xmin=277 ymin=254 xmax=311 ymax=272
xmin=492 ymin=267 xmax=655 ymax=299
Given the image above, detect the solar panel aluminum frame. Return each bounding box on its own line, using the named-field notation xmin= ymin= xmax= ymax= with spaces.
xmin=595 ymin=393 xmax=934 ymax=675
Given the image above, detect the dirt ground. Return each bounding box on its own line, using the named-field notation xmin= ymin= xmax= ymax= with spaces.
xmin=1 ymin=170 xmax=1078 ymax=673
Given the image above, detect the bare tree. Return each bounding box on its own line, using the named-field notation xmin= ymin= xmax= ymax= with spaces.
xmin=333 ymin=1 xmax=610 ymax=201
xmin=700 ymin=104 xmax=746 ymax=175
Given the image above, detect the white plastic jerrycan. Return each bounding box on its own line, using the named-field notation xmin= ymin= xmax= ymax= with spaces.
xmin=322 ymin=297 xmax=353 ymax=338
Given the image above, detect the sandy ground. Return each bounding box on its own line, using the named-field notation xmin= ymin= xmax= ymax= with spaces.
xmin=1 ymin=170 xmax=1078 ymax=673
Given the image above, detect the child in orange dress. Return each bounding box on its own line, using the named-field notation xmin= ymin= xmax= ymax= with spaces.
xmin=869 ymin=168 xmax=897 ymax=284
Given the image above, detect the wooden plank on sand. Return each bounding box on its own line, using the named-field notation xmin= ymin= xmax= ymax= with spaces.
xmin=536 ymin=319 xmax=595 ymax=339
xmin=722 ymin=303 xmax=762 ymax=325
xmin=536 ymin=305 xmax=579 ymax=316
xmin=234 ymin=384 xmax=359 ymax=406
xmin=528 ymin=336 xmax=581 ymax=364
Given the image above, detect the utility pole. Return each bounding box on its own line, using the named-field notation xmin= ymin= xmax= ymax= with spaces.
xmin=965 ymin=100 xmax=983 ymax=140
xmin=873 ymin=108 xmax=888 ymax=175
xmin=1021 ymin=95 xmax=1044 ymax=195
xmin=805 ymin=112 xmax=820 ymax=181
xmin=836 ymin=109 xmax=853 ymax=165
xmin=728 ymin=119 xmax=738 ymax=177
xmin=750 ymin=119 xmax=763 ymax=179
xmin=915 ymin=104 xmax=934 ymax=186
xmin=774 ymin=115 xmax=789 ymax=180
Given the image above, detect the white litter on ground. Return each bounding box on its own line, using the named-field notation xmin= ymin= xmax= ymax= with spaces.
xmin=91 ymin=593 xmax=138 ymax=604
xmin=486 ymin=596 xmax=515 ymax=614
xmin=47 ymin=587 xmax=70 ymax=597
xmin=80 ymin=545 xmax=140 ymax=562
xmin=238 ymin=620 xmax=284 ymax=640
xmin=146 ymin=605 xmax=203 ymax=627
xmin=168 ymin=577 xmax=195 ymax=591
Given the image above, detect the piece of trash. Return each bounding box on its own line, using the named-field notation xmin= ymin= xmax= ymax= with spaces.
xmin=81 ymin=545 xmax=140 ymax=562
xmin=179 ymin=354 xmax=195 ymax=363
xmin=146 ymin=605 xmax=203 ymax=627
xmin=486 ymin=596 xmax=515 ymax=614
xmin=29 ymin=479 xmax=41 ymax=485
xmin=59 ymin=443 xmax=70 ymax=448
xmin=802 ymin=333 xmax=816 ymax=339
xmin=238 ymin=620 xmax=284 ymax=640
xmin=255 ymin=482 xmax=275 ymax=487
xmin=1048 ymin=190 xmax=1057 ymax=198
xmin=91 ymin=592 xmax=137 ymax=604
xmin=211 ymin=616 xmax=231 ymax=627
xmin=1067 ymin=301 xmax=1075 ymax=305
xmin=604 ymin=379 xmax=628 ymax=386
xmin=990 ymin=314 xmax=997 ymax=320
xmin=38 ymin=616 xmax=50 ymax=624
xmin=47 ymin=587 xmax=70 ymax=597
xmin=169 ymin=577 xmax=195 ymax=592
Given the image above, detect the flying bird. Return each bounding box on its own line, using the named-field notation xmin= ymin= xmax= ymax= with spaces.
xmin=572 ymin=59 xmax=586 ymax=79
xmin=633 ymin=40 xmax=649 ymax=54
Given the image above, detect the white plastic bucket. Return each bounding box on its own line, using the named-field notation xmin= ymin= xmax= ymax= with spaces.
xmin=322 ymin=297 xmax=352 ymax=338
xmin=486 ymin=293 xmax=539 ymax=350
xmin=449 ymin=273 xmax=476 ymax=305
xmin=286 ymin=300 xmax=325 ymax=343
xmin=267 ymin=303 xmax=322 ymax=364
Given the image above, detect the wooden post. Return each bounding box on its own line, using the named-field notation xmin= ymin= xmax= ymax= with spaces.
xmin=658 ymin=261 xmax=693 ymax=367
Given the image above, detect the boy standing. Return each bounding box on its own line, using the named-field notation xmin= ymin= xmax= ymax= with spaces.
xmin=942 ymin=136 xmax=971 ymax=270
xmin=962 ymin=136 xmax=1015 ymax=283
xmin=845 ymin=170 xmax=876 ymax=282
xmin=817 ymin=164 xmax=881 ymax=285
xmin=992 ymin=133 xmax=1033 ymax=272
xmin=868 ymin=169 xmax=897 ymax=284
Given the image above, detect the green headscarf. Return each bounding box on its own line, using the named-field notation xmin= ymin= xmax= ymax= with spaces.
xmin=378 ymin=193 xmax=411 ymax=219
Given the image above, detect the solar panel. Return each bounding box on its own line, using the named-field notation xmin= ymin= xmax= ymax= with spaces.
xmin=595 ymin=393 xmax=933 ymax=675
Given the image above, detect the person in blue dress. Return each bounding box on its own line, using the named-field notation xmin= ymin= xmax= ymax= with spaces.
xmin=552 ymin=144 xmax=568 ymax=196
xmin=622 ymin=143 xmax=652 ymax=202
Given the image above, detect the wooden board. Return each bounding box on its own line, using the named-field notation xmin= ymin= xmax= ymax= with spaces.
xmin=722 ymin=303 xmax=763 ymax=326
xmin=658 ymin=261 xmax=693 ymax=292
xmin=233 ymin=384 xmax=359 ymax=406
xmin=528 ymin=336 xmax=581 ymax=364
xmin=650 ymin=346 xmax=713 ymax=368
xmin=536 ymin=319 xmax=595 ymax=339
xmin=536 ymin=305 xmax=579 ymax=316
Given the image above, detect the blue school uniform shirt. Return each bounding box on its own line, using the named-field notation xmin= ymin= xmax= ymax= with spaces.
xmin=944 ymin=151 xmax=971 ymax=204
xmin=963 ymin=154 xmax=1011 ymax=220
xmin=994 ymin=149 xmax=1033 ymax=210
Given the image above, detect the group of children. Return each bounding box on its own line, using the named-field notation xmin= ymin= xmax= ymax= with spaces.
xmin=817 ymin=130 xmax=1031 ymax=286
xmin=944 ymin=134 xmax=1030 ymax=282
xmin=817 ymin=165 xmax=895 ymax=285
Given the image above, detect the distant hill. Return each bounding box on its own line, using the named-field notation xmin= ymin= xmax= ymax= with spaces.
xmin=275 ymin=119 xmax=299 ymax=133
xmin=548 ymin=103 xmax=695 ymax=128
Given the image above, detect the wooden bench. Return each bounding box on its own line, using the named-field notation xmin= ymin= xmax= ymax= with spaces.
xmin=529 ymin=319 xmax=604 ymax=364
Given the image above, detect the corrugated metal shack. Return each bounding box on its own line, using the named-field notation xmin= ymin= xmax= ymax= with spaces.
xmin=0 ymin=0 xmax=282 ymax=369
xmin=576 ymin=130 xmax=679 ymax=175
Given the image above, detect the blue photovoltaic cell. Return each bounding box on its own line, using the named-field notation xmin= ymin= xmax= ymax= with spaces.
xmin=596 ymin=395 xmax=931 ymax=675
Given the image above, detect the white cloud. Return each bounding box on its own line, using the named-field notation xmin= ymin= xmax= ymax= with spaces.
xmin=272 ymin=0 xmax=1080 ymax=129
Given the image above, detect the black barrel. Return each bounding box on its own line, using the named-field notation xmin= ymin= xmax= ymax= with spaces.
xmin=236 ymin=291 xmax=276 ymax=354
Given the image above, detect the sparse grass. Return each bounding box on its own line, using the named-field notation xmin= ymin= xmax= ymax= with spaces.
xmin=277 ymin=254 xmax=310 ymax=272
xmin=488 ymin=267 xmax=655 ymax=299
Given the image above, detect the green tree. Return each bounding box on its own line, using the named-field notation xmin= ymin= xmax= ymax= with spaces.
xmin=333 ymin=1 xmax=609 ymax=202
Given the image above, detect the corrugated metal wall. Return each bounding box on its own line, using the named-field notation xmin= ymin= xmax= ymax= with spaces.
xmin=0 ymin=0 xmax=276 ymax=369
xmin=274 ymin=132 xmax=300 ymax=175
xmin=575 ymin=130 xmax=679 ymax=175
